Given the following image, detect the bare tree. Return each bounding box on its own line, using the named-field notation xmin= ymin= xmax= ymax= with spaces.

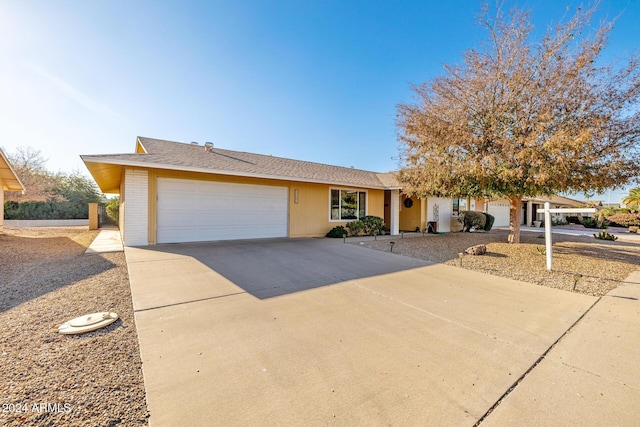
xmin=3 ymin=147 xmax=61 ymax=202
xmin=397 ymin=3 xmax=640 ymax=243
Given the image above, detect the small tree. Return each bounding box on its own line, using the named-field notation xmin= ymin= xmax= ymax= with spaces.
xmin=105 ymin=196 xmax=120 ymax=223
xmin=397 ymin=4 xmax=640 ymax=243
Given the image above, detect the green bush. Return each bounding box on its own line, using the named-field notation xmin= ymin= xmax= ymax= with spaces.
xmin=361 ymin=215 xmax=385 ymax=236
xmin=346 ymin=220 xmax=364 ymax=236
xmin=566 ymin=216 xmax=580 ymax=224
xmin=458 ymin=211 xmax=486 ymax=232
xmin=3 ymin=200 xmax=90 ymax=220
xmin=326 ymin=225 xmax=348 ymax=238
xmin=105 ymin=197 xmax=119 ymax=223
xmin=482 ymin=212 xmax=495 ymax=231
xmin=581 ymin=217 xmax=599 ymax=228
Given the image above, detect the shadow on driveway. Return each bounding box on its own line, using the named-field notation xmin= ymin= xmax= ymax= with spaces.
xmin=132 ymin=238 xmax=431 ymax=299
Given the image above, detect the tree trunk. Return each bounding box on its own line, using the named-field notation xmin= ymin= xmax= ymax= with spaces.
xmin=507 ymin=195 xmax=522 ymax=244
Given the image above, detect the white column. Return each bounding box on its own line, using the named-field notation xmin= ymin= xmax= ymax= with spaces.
xmin=526 ymin=201 xmax=533 ymax=226
xmin=390 ymin=189 xmax=400 ymax=235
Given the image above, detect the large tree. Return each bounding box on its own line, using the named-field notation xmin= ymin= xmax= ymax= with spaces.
xmin=397 ymin=3 xmax=640 ymax=243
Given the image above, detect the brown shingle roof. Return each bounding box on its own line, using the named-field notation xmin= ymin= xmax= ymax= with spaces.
xmin=82 ymin=137 xmax=396 ymax=189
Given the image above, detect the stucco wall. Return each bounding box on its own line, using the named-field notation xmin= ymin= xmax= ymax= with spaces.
xmin=141 ymin=168 xmax=386 ymax=243
xmin=399 ymin=195 xmax=421 ymax=231
xmin=427 ymin=197 xmax=452 ymax=233
xmin=123 ymin=169 xmax=149 ymax=246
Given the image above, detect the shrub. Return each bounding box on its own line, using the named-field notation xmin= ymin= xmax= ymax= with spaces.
xmin=594 ymin=230 xmax=617 ymax=241
xmin=566 ymin=216 xmax=580 ymax=224
xmin=346 ymin=220 xmax=364 ymax=236
xmin=605 ymin=213 xmax=640 ymax=227
xmin=482 ymin=212 xmax=495 ymax=231
xmin=105 ymin=197 xmax=119 ymax=223
xmin=361 ymin=215 xmax=385 ymax=236
xmin=458 ymin=211 xmax=486 ymax=232
xmin=581 ymin=217 xmax=599 ymax=228
xmin=326 ymin=225 xmax=348 ymax=238
xmin=551 ymin=217 xmax=568 ymax=226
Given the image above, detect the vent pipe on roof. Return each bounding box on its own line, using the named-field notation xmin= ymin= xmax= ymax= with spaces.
xmin=190 ymin=141 xmax=199 ymax=145
xmin=204 ymin=142 xmax=214 ymax=152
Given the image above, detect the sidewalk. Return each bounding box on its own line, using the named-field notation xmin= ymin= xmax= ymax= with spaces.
xmin=483 ymin=268 xmax=640 ymax=425
xmin=84 ymin=228 xmax=123 ymax=254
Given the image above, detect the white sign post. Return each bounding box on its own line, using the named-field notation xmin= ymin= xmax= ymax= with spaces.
xmin=536 ymin=202 xmax=596 ymax=270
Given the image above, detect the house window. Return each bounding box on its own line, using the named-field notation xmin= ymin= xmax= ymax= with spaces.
xmin=452 ymin=198 xmax=467 ymax=216
xmin=330 ymin=189 xmax=367 ymax=221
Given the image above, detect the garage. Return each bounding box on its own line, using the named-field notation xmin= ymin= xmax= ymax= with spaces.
xmin=487 ymin=201 xmax=511 ymax=227
xmin=157 ymin=178 xmax=288 ymax=243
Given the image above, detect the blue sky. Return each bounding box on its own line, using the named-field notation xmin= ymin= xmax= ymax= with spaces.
xmin=1 ymin=0 xmax=638 ymax=202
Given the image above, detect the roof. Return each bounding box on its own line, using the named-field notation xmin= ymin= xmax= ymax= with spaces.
xmin=82 ymin=137 xmax=400 ymax=193
xmin=523 ymin=194 xmax=583 ymax=207
xmin=0 ymin=148 xmax=25 ymax=192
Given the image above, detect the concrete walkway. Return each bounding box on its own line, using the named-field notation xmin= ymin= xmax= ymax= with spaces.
xmin=122 ymin=239 xmax=640 ymax=426
xmin=84 ymin=228 xmax=123 ymax=254
xmin=483 ymin=269 xmax=640 ymax=426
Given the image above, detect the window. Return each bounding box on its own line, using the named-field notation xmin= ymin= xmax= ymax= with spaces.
xmin=330 ymin=189 xmax=367 ymax=221
xmin=452 ymin=198 xmax=467 ymax=216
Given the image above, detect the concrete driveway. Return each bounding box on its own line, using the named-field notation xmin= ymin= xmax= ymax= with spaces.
xmin=125 ymin=238 xmax=638 ymax=426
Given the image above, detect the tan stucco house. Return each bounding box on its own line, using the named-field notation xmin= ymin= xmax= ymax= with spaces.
xmin=0 ymin=148 xmax=26 ymax=228
xmin=83 ymin=137 xmax=459 ymax=246
xmin=82 ymin=137 xmax=579 ymax=246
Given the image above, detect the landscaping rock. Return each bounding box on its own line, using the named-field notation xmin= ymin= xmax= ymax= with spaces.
xmin=464 ymin=244 xmax=487 ymax=255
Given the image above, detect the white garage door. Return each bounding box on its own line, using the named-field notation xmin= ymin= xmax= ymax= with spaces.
xmin=487 ymin=201 xmax=511 ymax=227
xmin=157 ymin=178 xmax=288 ymax=243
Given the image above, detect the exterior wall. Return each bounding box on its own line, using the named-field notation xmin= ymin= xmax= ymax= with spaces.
xmin=427 ymin=197 xmax=452 ymax=233
xmin=123 ymin=169 xmax=149 ymax=246
xmin=141 ymin=168 xmax=386 ymax=243
xmin=399 ymin=195 xmax=422 ymax=232
xmin=0 ymin=183 xmax=4 ymax=228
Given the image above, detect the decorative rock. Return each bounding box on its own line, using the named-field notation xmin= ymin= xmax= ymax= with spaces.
xmin=465 ymin=244 xmax=487 ymax=255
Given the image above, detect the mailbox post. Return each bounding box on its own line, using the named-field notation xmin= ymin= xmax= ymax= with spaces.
xmin=536 ymin=202 xmax=597 ymax=270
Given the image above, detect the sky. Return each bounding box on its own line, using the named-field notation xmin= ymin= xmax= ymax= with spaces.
xmin=1 ymin=0 xmax=638 ymax=202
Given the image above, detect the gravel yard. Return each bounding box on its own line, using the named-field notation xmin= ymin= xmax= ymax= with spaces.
xmin=0 ymin=227 xmax=148 ymax=426
xmin=354 ymin=229 xmax=640 ymax=297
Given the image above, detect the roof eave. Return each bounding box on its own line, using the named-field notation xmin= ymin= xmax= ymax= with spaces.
xmin=0 ymin=149 xmax=26 ymax=193
xmin=80 ymin=156 xmax=390 ymax=190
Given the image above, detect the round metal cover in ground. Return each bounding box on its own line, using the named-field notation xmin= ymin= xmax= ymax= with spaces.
xmin=58 ymin=312 xmax=118 ymax=335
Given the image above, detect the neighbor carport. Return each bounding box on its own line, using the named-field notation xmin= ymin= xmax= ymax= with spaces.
xmin=124 ymin=238 xmax=638 ymax=425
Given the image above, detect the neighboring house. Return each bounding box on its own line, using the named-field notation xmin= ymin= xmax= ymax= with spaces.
xmin=83 ymin=137 xmax=459 ymax=246
xmin=484 ymin=195 xmax=583 ymax=227
xmin=0 ymin=148 xmax=26 ymax=229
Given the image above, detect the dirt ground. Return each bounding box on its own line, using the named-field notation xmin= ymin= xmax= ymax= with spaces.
xmin=356 ymin=229 xmax=640 ymax=297
xmin=0 ymin=227 xmax=148 ymax=426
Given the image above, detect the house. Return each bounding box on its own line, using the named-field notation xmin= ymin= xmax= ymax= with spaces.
xmin=483 ymin=195 xmax=584 ymax=227
xmin=83 ymin=137 xmax=465 ymax=246
xmin=82 ymin=137 xmax=585 ymax=246
xmin=0 ymin=148 xmax=26 ymax=229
